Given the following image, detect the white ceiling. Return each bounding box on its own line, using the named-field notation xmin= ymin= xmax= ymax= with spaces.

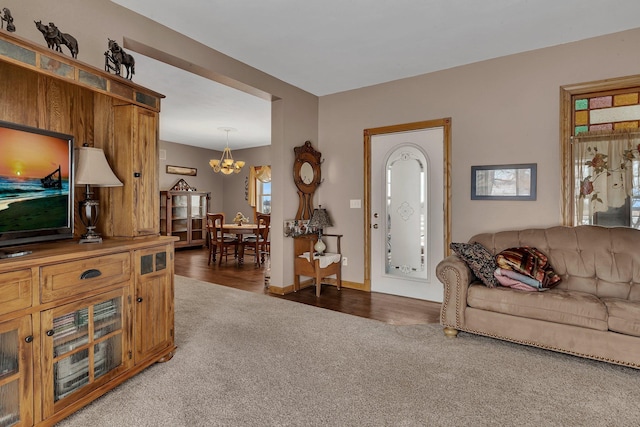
xmin=133 ymin=54 xmax=271 ymax=151
xmin=113 ymin=0 xmax=640 ymax=150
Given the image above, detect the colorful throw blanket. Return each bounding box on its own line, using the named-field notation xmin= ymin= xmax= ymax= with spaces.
xmin=495 ymin=247 xmax=561 ymax=289
xmin=494 ymin=268 xmax=549 ymax=292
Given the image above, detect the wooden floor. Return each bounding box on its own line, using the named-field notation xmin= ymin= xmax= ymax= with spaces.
xmin=174 ymin=246 xmax=441 ymax=325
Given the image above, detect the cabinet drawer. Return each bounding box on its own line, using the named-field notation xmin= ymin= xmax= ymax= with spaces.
xmin=0 ymin=269 xmax=32 ymax=316
xmin=41 ymin=252 xmax=131 ymax=303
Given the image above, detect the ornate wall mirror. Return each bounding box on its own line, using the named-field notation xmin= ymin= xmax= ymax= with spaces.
xmin=293 ymin=140 xmax=322 ymax=219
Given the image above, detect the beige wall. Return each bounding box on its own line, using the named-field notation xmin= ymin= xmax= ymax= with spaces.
xmin=5 ymin=0 xmax=318 ymax=287
xmin=159 ymin=142 xmax=271 ymax=222
xmin=159 ymin=141 xmax=224 ymax=213
xmin=318 ymin=28 xmax=640 ymax=284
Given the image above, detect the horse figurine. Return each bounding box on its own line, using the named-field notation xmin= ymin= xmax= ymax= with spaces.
xmin=2 ymin=8 xmax=15 ymax=32
xmin=34 ymin=20 xmax=59 ymax=51
xmin=33 ymin=21 xmax=79 ymax=58
xmin=48 ymin=22 xmax=79 ymax=58
xmin=104 ymin=38 xmax=135 ymax=80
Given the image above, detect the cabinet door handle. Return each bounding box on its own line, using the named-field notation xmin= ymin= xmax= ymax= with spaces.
xmin=46 ymin=329 xmax=55 ymax=336
xmin=25 ymin=335 xmax=34 ymax=343
xmin=80 ymin=269 xmax=102 ymax=279
xmin=136 ymin=297 xmax=143 ymax=303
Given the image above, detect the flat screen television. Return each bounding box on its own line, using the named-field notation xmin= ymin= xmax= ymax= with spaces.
xmin=0 ymin=120 xmax=74 ymax=250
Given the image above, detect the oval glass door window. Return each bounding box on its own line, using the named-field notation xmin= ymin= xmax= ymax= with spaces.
xmin=385 ymin=144 xmax=427 ymax=280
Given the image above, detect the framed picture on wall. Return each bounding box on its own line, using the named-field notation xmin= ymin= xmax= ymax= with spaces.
xmin=283 ymin=219 xmax=312 ymax=237
xmin=166 ymin=165 xmax=197 ymax=176
xmin=471 ymin=163 xmax=537 ymax=201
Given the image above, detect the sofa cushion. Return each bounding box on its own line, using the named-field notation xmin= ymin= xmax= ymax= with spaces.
xmin=603 ymin=298 xmax=640 ymax=337
xmin=467 ymin=284 xmax=608 ymax=331
xmin=450 ymin=242 xmax=499 ymax=288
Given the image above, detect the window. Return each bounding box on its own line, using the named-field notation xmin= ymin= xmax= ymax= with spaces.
xmin=560 ymin=75 xmax=640 ymax=228
xmin=573 ymin=130 xmax=640 ymax=228
xmin=249 ymin=165 xmax=271 ymax=216
xmin=257 ymin=180 xmax=271 ymax=214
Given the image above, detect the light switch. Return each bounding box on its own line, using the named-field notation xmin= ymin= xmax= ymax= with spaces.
xmin=350 ymin=199 xmax=361 ymax=209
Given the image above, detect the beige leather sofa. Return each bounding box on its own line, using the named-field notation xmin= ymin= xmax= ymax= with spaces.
xmin=436 ymin=225 xmax=640 ymax=368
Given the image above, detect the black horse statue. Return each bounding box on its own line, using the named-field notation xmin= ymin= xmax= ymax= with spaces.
xmin=104 ymin=38 xmax=135 ymax=80
xmin=2 ymin=8 xmax=15 ymax=32
xmin=48 ymin=22 xmax=78 ymax=59
xmin=34 ymin=21 xmax=79 ymax=58
xmin=34 ymin=20 xmax=59 ymax=51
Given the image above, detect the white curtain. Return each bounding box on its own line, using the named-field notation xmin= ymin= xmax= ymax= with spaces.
xmin=248 ymin=165 xmax=271 ymax=208
xmin=574 ymin=130 xmax=640 ymax=222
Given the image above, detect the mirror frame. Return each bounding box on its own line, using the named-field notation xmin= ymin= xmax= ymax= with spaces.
xmin=293 ymin=141 xmax=322 ymax=219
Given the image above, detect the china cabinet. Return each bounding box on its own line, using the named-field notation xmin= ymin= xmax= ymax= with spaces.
xmin=160 ymin=191 xmax=210 ymax=248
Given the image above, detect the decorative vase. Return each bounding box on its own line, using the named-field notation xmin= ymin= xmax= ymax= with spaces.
xmin=314 ymin=236 xmax=326 ymax=255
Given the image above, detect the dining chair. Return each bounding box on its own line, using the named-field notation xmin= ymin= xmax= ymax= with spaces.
xmin=206 ymin=213 xmax=239 ymax=265
xmin=242 ymin=213 xmax=270 ymax=267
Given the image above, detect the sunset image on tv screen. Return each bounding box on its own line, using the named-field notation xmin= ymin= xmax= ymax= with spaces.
xmin=0 ymin=127 xmax=70 ymax=178
xmin=0 ymin=126 xmax=71 ymax=232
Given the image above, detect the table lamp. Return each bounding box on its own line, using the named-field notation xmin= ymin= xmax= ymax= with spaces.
xmin=308 ymin=205 xmax=333 ymax=255
xmin=75 ymin=145 xmax=123 ymax=243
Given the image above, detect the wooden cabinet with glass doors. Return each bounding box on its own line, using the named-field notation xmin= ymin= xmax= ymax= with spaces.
xmin=0 ymin=268 xmax=34 ymax=427
xmin=0 ymin=237 xmax=176 ymax=426
xmin=160 ymin=190 xmax=210 ymax=248
xmin=40 ymin=288 xmax=130 ymax=420
xmin=0 ymin=315 xmax=33 ymax=427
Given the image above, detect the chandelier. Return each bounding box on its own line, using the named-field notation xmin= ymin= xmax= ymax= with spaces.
xmin=209 ymin=127 xmax=245 ymax=175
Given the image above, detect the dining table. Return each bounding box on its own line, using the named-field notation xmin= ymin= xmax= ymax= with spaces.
xmin=222 ymin=223 xmax=266 ymax=264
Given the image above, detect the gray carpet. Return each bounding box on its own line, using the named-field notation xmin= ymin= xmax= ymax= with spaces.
xmin=57 ymin=275 xmax=640 ymax=426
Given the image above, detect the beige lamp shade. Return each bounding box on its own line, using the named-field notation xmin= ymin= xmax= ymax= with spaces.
xmin=75 ymin=146 xmax=123 ymax=187
xmin=74 ymin=146 xmax=122 ymax=244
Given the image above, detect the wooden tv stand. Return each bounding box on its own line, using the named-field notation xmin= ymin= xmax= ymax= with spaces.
xmin=0 ymin=237 xmax=177 ymax=426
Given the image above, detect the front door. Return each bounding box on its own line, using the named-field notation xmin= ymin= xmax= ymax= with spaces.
xmin=365 ymin=119 xmax=451 ymax=302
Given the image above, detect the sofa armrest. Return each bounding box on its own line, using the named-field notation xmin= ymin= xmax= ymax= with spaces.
xmin=436 ymin=255 xmax=474 ymax=330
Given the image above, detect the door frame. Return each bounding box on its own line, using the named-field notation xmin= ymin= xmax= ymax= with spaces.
xmin=363 ymin=118 xmax=452 ymax=291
